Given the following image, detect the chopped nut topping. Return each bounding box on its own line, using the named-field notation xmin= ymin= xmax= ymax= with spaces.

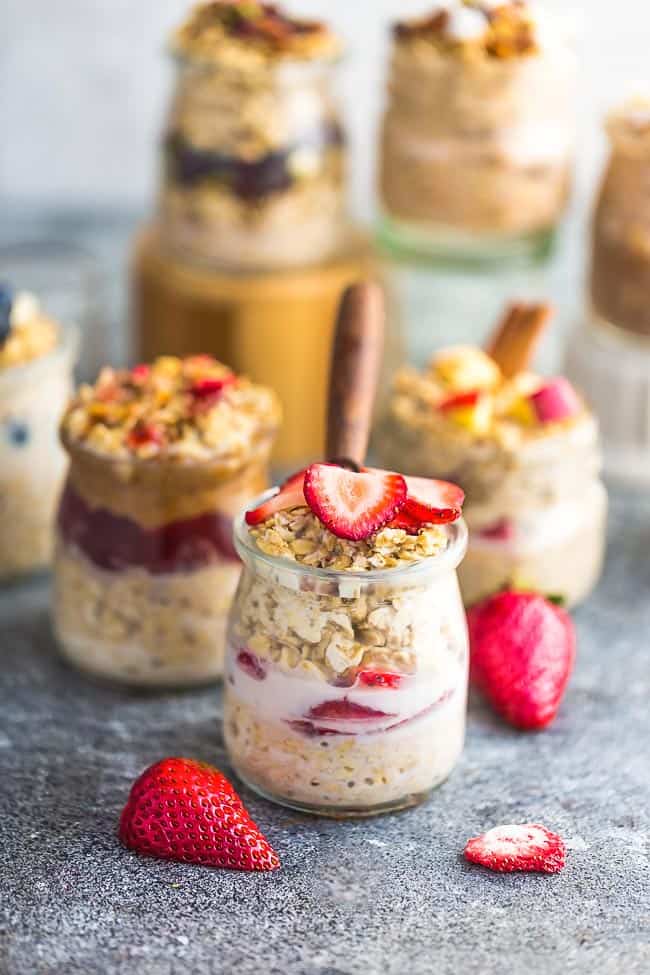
xmin=250 ymin=506 xmax=447 ymax=571
xmin=394 ymin=2 xmax=540 ymax=60
xmin=61 ymin=355 xmax=281 ymax=463
xmin=0 ymin=292 xmax=59 ymax=369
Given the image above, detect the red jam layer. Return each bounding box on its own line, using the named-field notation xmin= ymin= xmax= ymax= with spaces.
xmin=57 ymin=482 xmax=239 ymax=574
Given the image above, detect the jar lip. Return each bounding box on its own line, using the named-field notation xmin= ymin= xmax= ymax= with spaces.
xmin=233 ymin=490 xmax=468 ymax=583
xmin=0 ymin=321 xmax=79 ymax=392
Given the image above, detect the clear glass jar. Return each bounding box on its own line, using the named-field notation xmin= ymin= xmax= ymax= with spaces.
xmin=224 ymin=504 xmax=469 ymax=817
xmin=591 ymin=101 xmax=650 ymax=337
xmin=53 ymin=438 xmax=274 ymax=687
xmin=378 ymin=18 xmax=576 ymax=263
xmin=0 ymin=325 xmax=77 ymax=581
xmin=158 ymin=55 xmax=349 ymax=271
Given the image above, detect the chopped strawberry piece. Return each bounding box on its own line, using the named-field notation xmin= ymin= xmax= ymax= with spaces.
xmin=303 ymin=464 xmax=407 ymax=541
xmin=403 ymin=475 xmax=465 ymax=524
xmin=307 ymin=699 xmax=394 ymax=720
xmin=357 ymin=670 xmax=402 ymax=689
xmin=119 ymin=757 xmax=280 ymax=871
xmin=464 ymin=823 xmax=566 ymax=874
xmin=477 ymin=518 xmax=515 ymax=542
xmin=236 ymin=650 xmax=266 ymax=681
xmin=244 ymin=480 xmax=306 ymax=526
xmin=438 ymin=390 xmax=481 ymax=411
xmin=126 ymin=421 xmax=164 ymax=450
xmin=130 ymin=363 xmax=151 ymax=382
xmin=529 ymin=378 xmax=581 ymax=423
xmin=468 ymin=590 xmax=576 ymax=730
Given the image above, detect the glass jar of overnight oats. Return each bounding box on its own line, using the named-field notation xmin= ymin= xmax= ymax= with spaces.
xmin=378 ymin=1 xmax=576 ymax=262
xmin=591 ymin=99 xmax=650 ymax=337
xmin=378 ymin=344 xmax=607 ymax=608
xmin=0 ymin=288 xmax=77 ymax=581
xmin=159 ymin=1 xmax=348 ymax=271
xmin=224 ymin=465 xmax=469 ymax=817
xmin=53 ymin=356 xmax=280 ymax=687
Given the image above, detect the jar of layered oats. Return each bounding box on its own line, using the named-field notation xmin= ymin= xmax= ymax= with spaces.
xmin=53 ymin=355 xmax=280 ymax=687
xmin=0 ymin=288 xmax=77 ymax=581
xmin=224 ymin=465 xmax=469 ymax=817
xmin=378 ymin=345 xmax=607 ymax=607
xmin=378 ymin=1 xmax=576 ymax=262
xmin=158 ymin=1 xmax=348 ymax=271
xmin=591 ymin=99 xmax=650 ymax=336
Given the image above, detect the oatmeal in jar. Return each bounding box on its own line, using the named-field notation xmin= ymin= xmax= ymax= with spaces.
xmin=0 ymin=286 xmax=77 ymax=580
xmin=159 ymin=1 xmax=348 ymax=270
xmin=378 ymin=306 xmax=607 ymax=607
xmin=53 ymin=355 xmax=280 ymax=687
xmin=378 ymin=1 xmax=576 ymax=260
xmin=591 ymin=99 xmax=650 ymax=336
xmin=224 ymin=463 xmax=468 ymax=816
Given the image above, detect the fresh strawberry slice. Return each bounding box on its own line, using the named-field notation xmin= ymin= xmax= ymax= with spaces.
xmin=126 ymin=421 xmax=164 ymax=450
xmin=468 ymin=590 xmax=576 ymax=730
xmin=464 ymin=823 xmax=566 ymax=874
xmin=438 ymin=390 xmax=481 ymax=411
xmin=403 ymin=476 xmax=465 ymax=524
xmin=303 ymin=464 xmax=407 ymax=540
xmin=245 ymin=479 xmax=306 ymax=526
xmin=357 ymin=670 xmax=402 ymax=689
xmin=386 ymin=508 xmax=424 ymax=535
xmin=236 ymin=649 xmax=266 ymax=681
xmin=307 ymin=699 xmax=394 ymax=721
xmin=119 ymin=757 xmax=280 ymax=872
xmin=280 ymin=467 xmax=309 ymax=490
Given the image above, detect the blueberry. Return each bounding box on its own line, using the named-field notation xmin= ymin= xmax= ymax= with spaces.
xmin=0 ymin=283 xmax=13 ymax=346
xmin=4 ymin=419 xmax=30 ymax=447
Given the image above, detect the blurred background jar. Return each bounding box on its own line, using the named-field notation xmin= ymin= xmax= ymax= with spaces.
xmin=377 ymin=1 xmax=577 ymax=264
xmin=0 ymin=289 xmax=78 ymax=581
xmin=158 ymin=2 xmax=349 ymax=272
xmin=52 ymin=355 xmax=280 ymax=687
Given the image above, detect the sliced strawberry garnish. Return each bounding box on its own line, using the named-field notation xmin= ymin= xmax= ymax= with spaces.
xmin=244 ymin=479 xmax=306 ymax=526
xmin=357 ymin=670 xmax=402 ymax=689
xmin=464 ymin=823 xmax=566 ymax=874
xmin=236 ymin=650 xmax=266 ymax=681
xmin=438 ymin=390 xmax=481 ymax=411
xmin=386 ymin=508 xmax=425 ymax=535
xmin=303 ymin=464 xmax=407 ymax=541
xmin=280 ymin=467 xmax=309 ymax=490
xmin=403 ymin=475 xmax=465 ymax=525
xmin=307 ymin=699 xmax=394 ymax=721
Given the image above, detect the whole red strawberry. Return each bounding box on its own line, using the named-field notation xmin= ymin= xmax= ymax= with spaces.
xmin=467 ymin=590 xmax=576 ymax=730
xmin=119 ymin=757 xmax=280 ymax=872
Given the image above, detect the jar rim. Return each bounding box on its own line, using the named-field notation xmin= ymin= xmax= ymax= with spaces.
xmin=169 ymin=48 xmax=344 ymax=74
xmin=233 ymin=490 xmax=468 ymax=583
xmin=0 ymin=321 xmax=79 ymax=394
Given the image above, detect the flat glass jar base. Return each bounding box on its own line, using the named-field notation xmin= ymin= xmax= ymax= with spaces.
xmin=377 ymin=214 xmax=557 ymax=268
xmin=233 ymin=770 xmax=451 ymax=819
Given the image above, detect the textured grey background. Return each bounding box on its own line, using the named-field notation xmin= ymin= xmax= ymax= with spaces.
xmin=1 ymin=486 xmax=649 ymax=975
xmin=2 ymin=0 xmax=649 ymax=216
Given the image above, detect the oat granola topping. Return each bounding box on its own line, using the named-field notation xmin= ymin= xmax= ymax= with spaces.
xmin=0 ymin=292 xmax=59 ymax=369
xmin=172 ymin=1 xmax=341 ymax=65
xmin=61 ymin=355 xmax=281 ymax=462
xmin=250 ymin=506 xmax=447 ymax=571
xmin=394 ymin=1 xmax=540 ymax=59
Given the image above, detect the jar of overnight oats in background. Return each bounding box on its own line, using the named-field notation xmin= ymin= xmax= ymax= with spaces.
xmin=224 ymin=469 xmax=469 ymax=817
xmin=0 ymin=287 xmax=77 ymax=581
xmin=158 ymin=1 xmax=348 ymax=271
xmin=378 ymin=1 xmax=576 ymax=263
xmin=53 ymin=356 xmax=280 ymax=687
xmin=377 ymin=342 xmax=607 ymax=608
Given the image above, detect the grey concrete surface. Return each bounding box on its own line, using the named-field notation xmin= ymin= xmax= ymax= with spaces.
xmin=1 ymin=487 xmax=649 ymax=975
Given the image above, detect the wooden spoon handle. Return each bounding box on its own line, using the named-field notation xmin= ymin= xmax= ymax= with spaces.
xmin=326 ymin=281 xmax=385 ymax=467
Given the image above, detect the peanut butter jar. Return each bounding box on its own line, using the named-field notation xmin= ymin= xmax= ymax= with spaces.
xmin=53 ymin=355 xmax=280 ymax=687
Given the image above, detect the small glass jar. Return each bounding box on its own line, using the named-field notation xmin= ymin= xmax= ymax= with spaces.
xmin=591 ymin=100 xmax=650 ymax=337
xmin=224 ymin=506 xmax=469 ymax=817
xmin=158 ymin=52 xmax=348 ymax=271
xmin=0 ymin=323 xmax=77 ymax=581
xmin=378 ymin=4 xmax=576 ymax=262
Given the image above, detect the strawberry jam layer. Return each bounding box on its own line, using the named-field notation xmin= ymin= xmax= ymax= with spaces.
xmin=57 ymin=482 xmax=238 ymax=574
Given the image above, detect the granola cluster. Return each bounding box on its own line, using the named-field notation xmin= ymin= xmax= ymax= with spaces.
xmin=61 ymin=355 xmax=281 ymax=463
xmin=0 ymin=292 xmax=58 ymax=369
xmin=249 ymin=507 xmax=447 ymax=572
xmin=172 ymin=1 xmax=341 ymax=66
xmin=394 ymin=2 xmax=540 ymax=59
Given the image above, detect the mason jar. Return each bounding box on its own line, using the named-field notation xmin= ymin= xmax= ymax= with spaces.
xmin=0 ymin=315 xmax=77 ymax=581
xmin=158 ymin=50 xmax=348 ymax=271
xmin=591 ymin=99 xmax=650 ymax=337
xmin=223 ymin=504 xmax=469 ymax=817
xmin=53 ymin=360 xmax=280 ymax=687
xmin=378 ymin=4 xmax=576 ymax=262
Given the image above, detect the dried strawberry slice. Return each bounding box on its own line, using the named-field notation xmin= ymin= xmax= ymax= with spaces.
xmin=464 ymin=823 xmax=566 ymax=874
xmin=303 ymin=464 xmax=407 ymax=541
